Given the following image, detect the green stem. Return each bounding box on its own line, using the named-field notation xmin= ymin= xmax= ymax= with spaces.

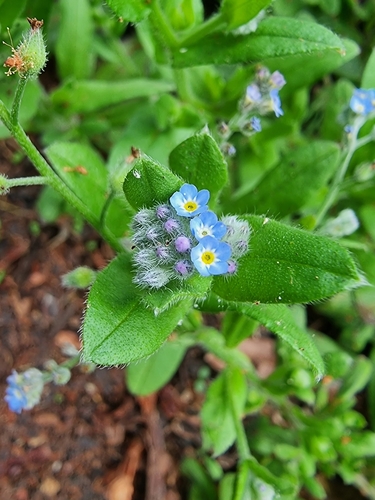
xmin=5 ymin=176 xmax=49 ymax=188
xmin=11 ymin=77 xmax=28 ymax=125
xmin=315 ymin=117 xmax=366 ymax=228
xmin=178 ymin=13 xmax=226 ymax=47
xmin=150 ymin=0 xmax=179 ymax=48
xmin=0 ymin=100 xmax=123 ymax=252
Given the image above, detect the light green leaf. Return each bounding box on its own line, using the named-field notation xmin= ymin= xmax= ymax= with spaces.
xmin=201 ymin=367 xmax=247 ymax=456
xmin=230 ymin=141 xmax=340 ymax=216
xmin=228 ymin=302 xmax=325 ymax=376
xmin=220 ymin=0 xmax=272 ymax=30
xmin=82 ymin=253 xmax=193 ymax=365
xmin=212 ymin=215 xmax=363 ymax=304
xmin=45 ymin=142 xmax=108 ymax=221
xmin=245 ymin=458 xmax=295 ymax=494
xmin=169 ymin=129 xmax=228 ymax=204
xmin=50 ymin=79 xmax=174 ymax=114
xmin=126 ymin=338 xmax=190 ymax=395
xmin=361 ymin=48 xmax=375 ymax=88
xmin=55 ymin=0 xmax=94 ymax=80
xmin=123 ymin=153 xmax=183 ymax=210
xmin=173 ymin=17 xmax=345 ymax=67
xmin=105 ymin=0 xmax=151 ymax=22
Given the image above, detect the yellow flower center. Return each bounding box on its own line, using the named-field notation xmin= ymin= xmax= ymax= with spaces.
xmin=201 ymin=251 xmax=215 ymax=265
xmin=183 ymin=200 xmax=198 ymax=213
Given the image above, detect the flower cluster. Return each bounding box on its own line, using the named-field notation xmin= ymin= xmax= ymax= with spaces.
xmin=242 ymin=66 xmax=286 ymax=117
xmin=349 ymin=88 xmax=375 ymax=116
xmin=217 ymin=66 xmax=286 ymax=156
xmin=131 ymin=184 xmax=250 ymax=289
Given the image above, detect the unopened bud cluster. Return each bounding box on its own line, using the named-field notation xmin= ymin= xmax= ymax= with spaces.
xmin=4 ymin=17 xmax=47 ymax=78
xmin=131 ymin=184 xmax=250 ymax=289
xmin=218 ymin=66 xmax=286 ymax=156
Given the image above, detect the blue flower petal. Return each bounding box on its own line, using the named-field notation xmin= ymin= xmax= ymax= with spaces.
xmin=190 ymin=236 xmax=231 ymax=276
xmin=170 ymin=183 xmax=210 ymax=217
xmin=190 ymin=211 xmax=227 ymax=241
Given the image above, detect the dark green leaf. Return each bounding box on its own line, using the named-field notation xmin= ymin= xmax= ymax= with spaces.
xmin=50 ymin=79 xmax=174 ymax=114
xmin=0 ymin=0 xmax=27 ymax=31
xmin=169 ymin=129 xmax=228 ymax=204
xmin=230 ymin=141 xmax=340 ymax=216
xmin=82 ymin=253 xmax=193 ymax=365
xmin=361 ymin=48 xmax=375 ymax=88
xmin=123 ymin=153 xmax=183 ymax=210
xmin=126 ymin=338 xmax=190 ymax=395
xmin=55 ymin=0 xmax=94 ymax=80
xmin=173 ymin=17 xmax=345 ymax=67
xmin=105 ymin=0 xmax=150 ymax=22
xmin=212 ymin=215 xmax=363 ymax=304
xmin=220 ymin=0 xmax=272 ymax=30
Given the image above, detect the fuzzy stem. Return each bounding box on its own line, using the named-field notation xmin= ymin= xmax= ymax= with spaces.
xmin=178 ymin=13 xmax=226 ymax=47
xmin=4 ymin=176 xmax=49 ymax=188
xmin=11 ymin=77 xmax=28 ymax=125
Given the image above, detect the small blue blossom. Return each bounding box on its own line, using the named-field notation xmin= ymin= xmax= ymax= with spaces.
xmin=250 ymin=116 xmax=262 ymax=132
xmin=245 ymin=83 xmax=262 ymax=105
xmin=170 ymin=184 xmax=210 ymax=217
xmin=190 ymin=211 xmax=227 ymax=241
xmin=191 ymin=236 xmax=232 ymax=277
xmin=270 ymin=71 xmax=286 ymax=90
xmin=269 ymin=89 xmax=283 ymax=117
xmin=350 ymin=88 xmax=375 ymax=115
xmin=5 ymin=368 xmax=44 ymax=414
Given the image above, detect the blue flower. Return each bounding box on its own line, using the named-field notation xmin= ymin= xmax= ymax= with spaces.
xmin=191 ymin=236 xmax=231 ymax=277
xmin=245 ymin=83 xmax=262 ymax=104
xmin=270 ymin=89 xmax=283 ymax=117
xmin=269 ymin=71 xmax=286 ymax=90
xmin=190 ymin=211 xmax=227 ymax=241
xmin=350 ymin=88 xmax=375 ymax=115
xmin=250 ymin=116 xmax=262 ymax=132
xmin=5 ymin=368 xmax=44 ymax=414
xmin=170 ymin=184 xmax=210 ymax=217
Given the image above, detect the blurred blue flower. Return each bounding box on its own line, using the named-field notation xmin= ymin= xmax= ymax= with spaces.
xmin=170 ymin=184 xmax=210 ymax=217
xmin=350 ymin=88 xmax=375 ymax=115
xmin=190 ymin=211 xmax=227 ymax=241
xmin=245 ymin=83 xmax=262 ymax=104
xmin=5 ymin=368 xmax=44 ymax=414
xmin=191 ymin=236 xmax=231 ymax=277
xmin=270 ymin=89 xmax=284 ymax=117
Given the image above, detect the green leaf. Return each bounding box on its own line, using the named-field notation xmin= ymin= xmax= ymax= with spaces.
xmin=220 ymin=0 xmax=272 ymax=30
xmin=361 ymin=48 xmax=375 ymax=88
xmin=123 ymin=153 xmax=183 ymax=210
xmin=228 ymin=302 xmax=325 ymax=376
xmin=0 ymin=0 xmax=27 ymax=31
xmin=169 ymin=129 xmax=228 ymax=204
xmin=126 ymin=337 xmax=190 ymax=395
xmin=45 ymin=142 xmax=108 ymax=221
xmin=105 ymin=0 xmax=151 ymax=22
xmin=201 ymin=367 xmax=247 ymax=456
xmin=82 ymin=253 xmax=193 ymax=365
xmin=267 ymin=38 xmax=359 ymax=91
xmin=230 ymin=141 xmax=340 ymax=216
xmin=172 ymin=17 xmax=345 ymax=67
xmin=55 ymin=0 xmax=94 ymax=80
xmin=212 ymin=215 xmax=363 ymax=304
xmin=50 ymin=79 xmax=174 ymax=115
xmin=245 ymin=458 xmax=295 ymax=494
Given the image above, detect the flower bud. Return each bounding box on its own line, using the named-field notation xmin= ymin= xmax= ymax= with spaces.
xmin=61 ymin=266 xmax=97 ymax=289
xmin=4 ymin=18 xmax=47 ymax=79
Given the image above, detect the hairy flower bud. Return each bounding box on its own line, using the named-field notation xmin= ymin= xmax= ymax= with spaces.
xmin=4 ymin=18 xmax=47 ymax=78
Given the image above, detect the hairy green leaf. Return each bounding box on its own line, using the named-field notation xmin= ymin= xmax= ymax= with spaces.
xmin=105 ymin=0 xmax=150 ymax=22
xmin=169 ymin=129 xmax=228 ymax=204
xmin=82 ymin=253 xmax=193 ymax=365
xmin=220 ymin=0 xmax=272 ymax=30
xmin=173 ymin=17 xmax=345 ymax=67
xmin=213 ymin=216 xmax=363 ymax=304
